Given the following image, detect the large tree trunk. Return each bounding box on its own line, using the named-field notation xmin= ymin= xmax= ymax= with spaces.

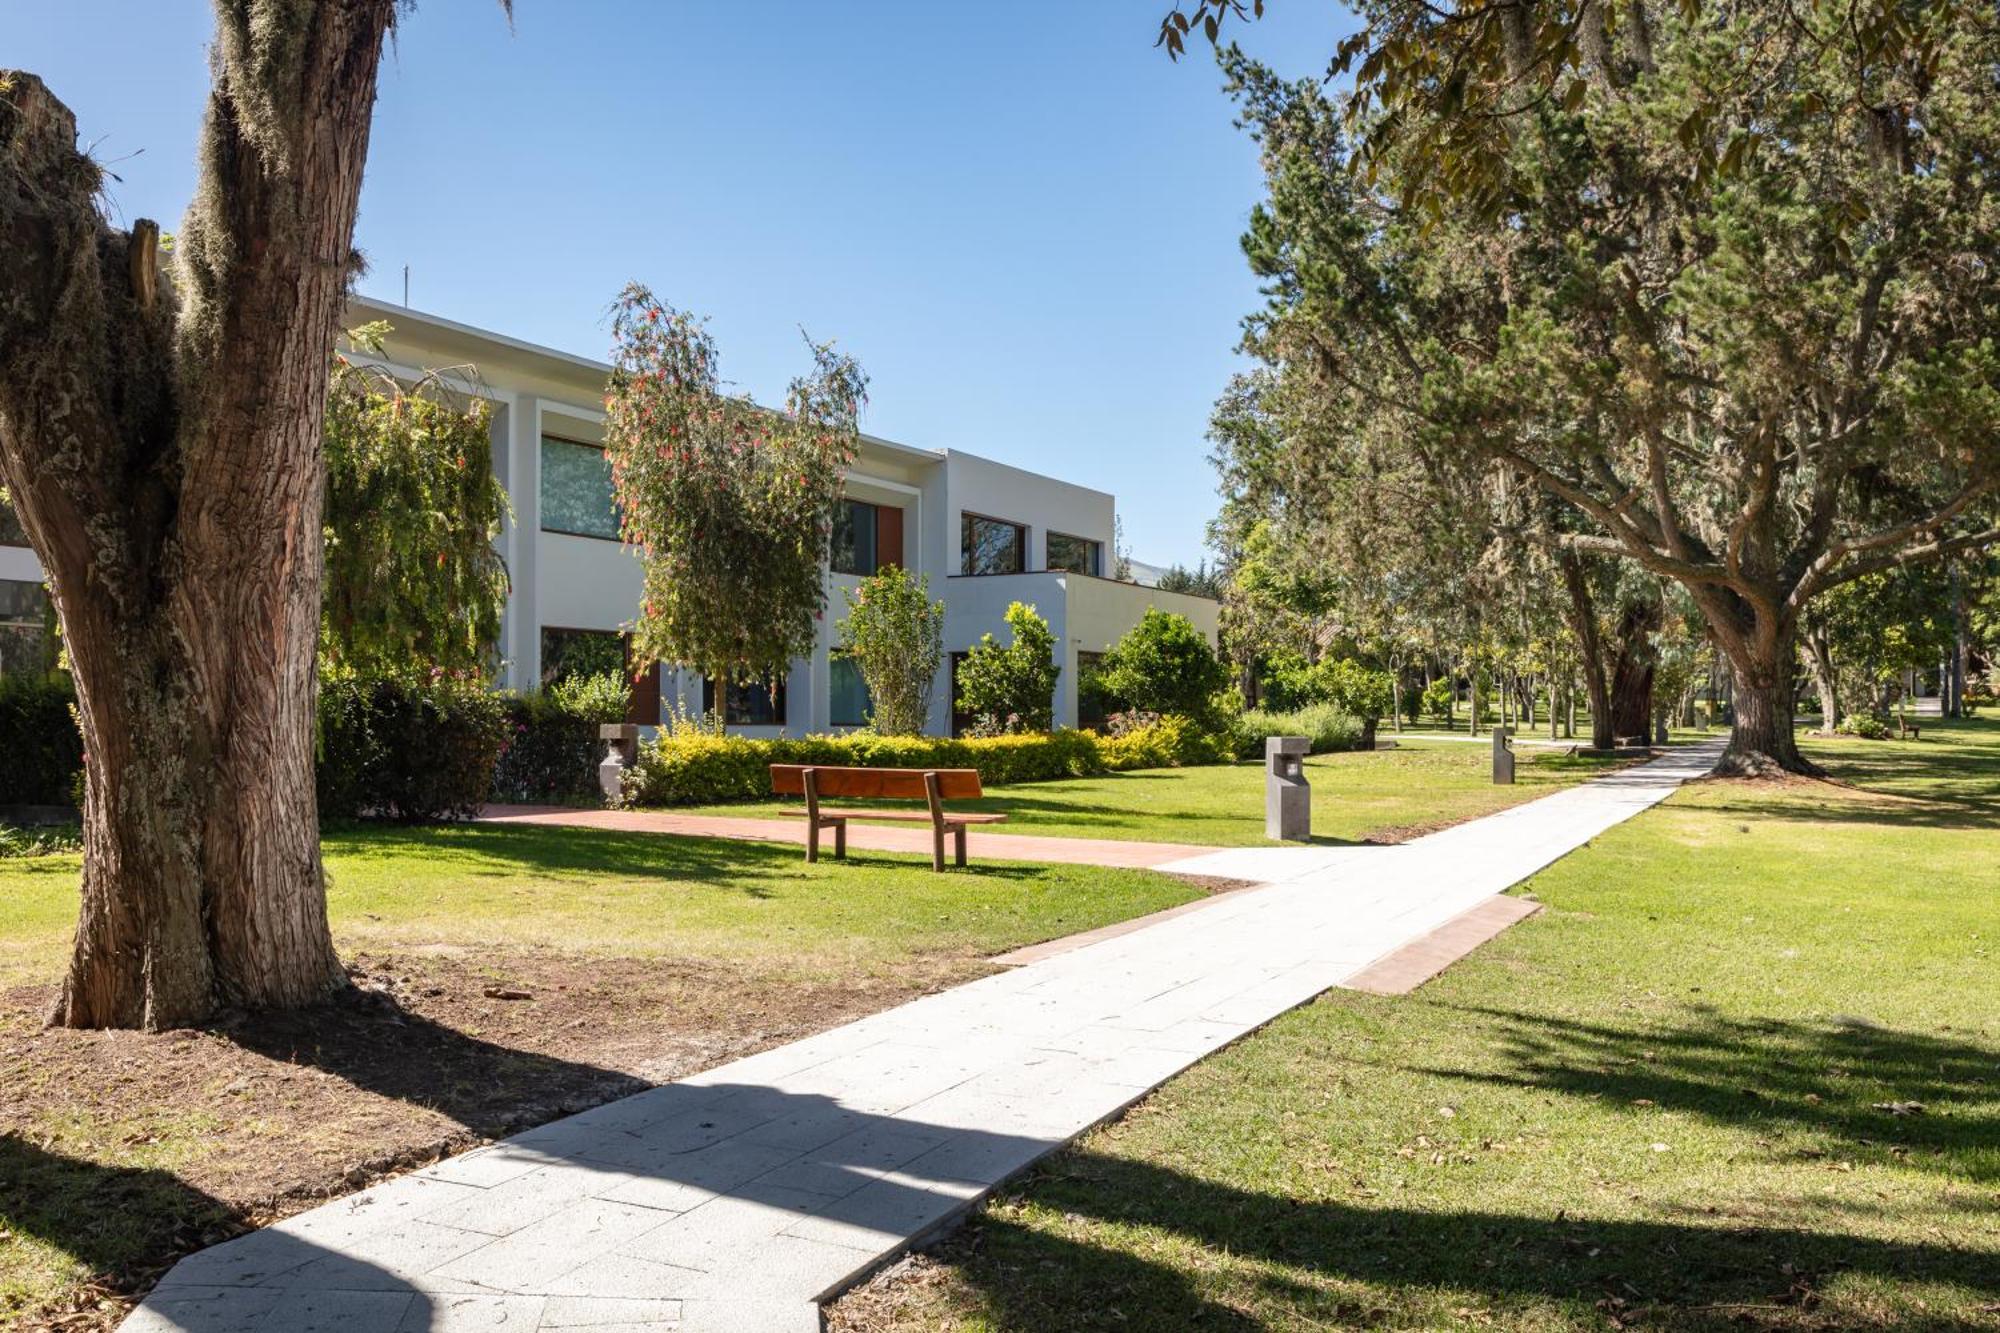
xmin=1557 ymin=550 xmax=1617 ymax=749
xmin=1608 ymin=594 xmax=1661 ymax=742
xmin=1 ymin=3 xmax=397 ymax=1029
xmin=1801 ymin=619 xmax=1840 ymax=733
xmin=1721 ymin=650 xmax=1813 ymax=776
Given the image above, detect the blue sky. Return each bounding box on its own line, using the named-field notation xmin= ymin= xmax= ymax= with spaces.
xmin=4 ymin=2 xmax=1355 ymax=568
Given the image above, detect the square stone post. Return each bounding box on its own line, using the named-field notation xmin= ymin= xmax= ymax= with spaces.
xmin=1492 ymin=726 xmax=1515 ymax=784
xmin=598 ymin=723 xmax=640 ymax=803
xmin=1265 ymin=736 xmax=1311 ymax=841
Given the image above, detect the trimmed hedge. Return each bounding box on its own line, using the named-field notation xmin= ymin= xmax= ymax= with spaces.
xmin=318 ymin=675 xmax=509 ymax=821
xmin=0 ymin=673 xmax=83 ymax=806
xmin=490 ymin=676 xmax=628 ymax=804
xmin=623 ymin=720 xmax=1243 ymax=807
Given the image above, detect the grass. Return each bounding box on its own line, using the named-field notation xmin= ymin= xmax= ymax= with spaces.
xmin=674 ymin=736 xmax=1634 ymax=846
xmin=831 ymin=719 xmax=2000 ymax=1332
xmin=0 ymin=824 xmax=1205 ymax=994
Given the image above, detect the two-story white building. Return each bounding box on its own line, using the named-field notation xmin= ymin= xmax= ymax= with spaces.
xmin=0 ymin=297 xmax=1219 ymax=737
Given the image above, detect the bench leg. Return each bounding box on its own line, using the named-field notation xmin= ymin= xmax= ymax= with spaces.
xmin=805 ymin=819 xmax=819 ymax=864
xmin=931 ymin=824 xmax=946 ymax=873
xmin=833 ymin=818 xmax=847 ymax=859
xmin=954 ymin=824 xmax=967 ymax=868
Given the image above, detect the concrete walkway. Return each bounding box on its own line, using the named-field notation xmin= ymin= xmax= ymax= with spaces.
xmin=129 ymin=742 xmax=1722 ymax=1333
xmin=478 ymin=804 xmax=1211 ymax=871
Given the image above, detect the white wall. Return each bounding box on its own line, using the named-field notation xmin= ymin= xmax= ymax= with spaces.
xmin=943 ymin=451 xmax=1114 ymax=576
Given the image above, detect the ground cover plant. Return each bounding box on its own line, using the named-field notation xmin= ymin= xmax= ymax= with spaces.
xmin=0 ymin=826 xmax=1204 ymax=1328
xmin=831 ymin=718 xmax=2000 ymax=1332
xmin=677 ymin=736 xmax=1631 ymax=846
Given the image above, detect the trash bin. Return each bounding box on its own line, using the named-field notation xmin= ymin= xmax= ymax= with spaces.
xmin=1266 ymin=736 xmax=1311 ymax=841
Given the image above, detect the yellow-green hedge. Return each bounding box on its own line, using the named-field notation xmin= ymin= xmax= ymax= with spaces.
xmin=624 ymin=720 xmax=1226 ymax=807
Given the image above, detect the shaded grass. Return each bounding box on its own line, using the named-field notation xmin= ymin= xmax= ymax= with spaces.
xmin=0 ymin=823 xmax=1205 ymax=991
xmin=831 ymin=719 xmax=2000 ymax=1332
xmin=673 ymin=738 xmax=1633 ymax=847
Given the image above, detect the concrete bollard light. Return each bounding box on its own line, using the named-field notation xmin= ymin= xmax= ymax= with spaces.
xmin=598 ymin=723 xmax=641 ymax=802
xmin=1266 ymin=735 xmax=1311 ymax=841
xmin=1492 ymin=726 xmax=1515 ymax=784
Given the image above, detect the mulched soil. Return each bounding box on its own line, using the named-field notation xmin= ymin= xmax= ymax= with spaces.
xmin=1 ymin=949 xmax=980 ymax=1331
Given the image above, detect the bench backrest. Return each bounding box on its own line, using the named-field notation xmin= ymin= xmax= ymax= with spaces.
xmin=770 ymin=764 xmax=984 ymax=802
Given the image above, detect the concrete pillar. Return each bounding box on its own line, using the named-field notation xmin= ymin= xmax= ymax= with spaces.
xmin=506 ymin=394 xmax=542 ymax=689
xmin=1265 ymin=736 xmax=1311 ymax=841
xmin=1492 ymin=726 xmax=1515 ymax=784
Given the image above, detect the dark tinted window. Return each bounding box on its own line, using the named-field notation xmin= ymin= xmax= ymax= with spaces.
xmin=961 ymin=514 xmax=1025 ymax=576
xmin=1046 ymin=532 xmax=1102 ymax=576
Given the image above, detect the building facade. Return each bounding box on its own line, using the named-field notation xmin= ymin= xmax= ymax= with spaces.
xmin=0 ymin=297 xmax=1220 ymax=737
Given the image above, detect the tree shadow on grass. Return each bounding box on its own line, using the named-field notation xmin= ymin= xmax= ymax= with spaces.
xmin=929 ymin=1147 xmax=2000 ymax=1331
xmin=1402 ymin=1007 xmax=2000 ymax=1183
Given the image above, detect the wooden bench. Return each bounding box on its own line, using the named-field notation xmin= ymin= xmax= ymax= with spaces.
xmin=770 ymin=765 xmax=1008 ymax=871
xmin=1898 ymin=715 xmax=1922 ymax=739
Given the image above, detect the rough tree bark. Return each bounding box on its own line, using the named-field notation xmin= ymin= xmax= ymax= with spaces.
xmin=1608 ymin=594 xmax=1661 ymax=742
xmin=1557 ymin=551 xmax=1616 ymax=750
xmin=1801 ymin=617 xmax=1840 ymax=733
xmin=0 ymin=1 xmax=400 ymax=1030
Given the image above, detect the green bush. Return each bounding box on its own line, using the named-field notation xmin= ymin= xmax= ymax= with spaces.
xmin=491 ymin=673 xmax=629 ymax=805
xmin=0 ymin=673 xmax=83 ymax=806
xmin=1422 ymin=678 xmax=1456 ymax=726
xmin=1095 ymin=609 xmax=1230 ymax=719
xmin=1836 ymin=713 xmax=1892 ymax=740
xmin=1234 ymin=704 xmax=1367 ymax=758
xmin=318 ymin=674 xmax=509 ymax=821
xmin=623 ymin=718 xmax=1246 ymax=807
xmin=1262 ymin=653 xmax=1393 ymax=722
xmin=955 ymin=601 xmax=1060 ymax=733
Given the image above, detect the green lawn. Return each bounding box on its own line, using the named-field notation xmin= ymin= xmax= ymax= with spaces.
xmin=675 ymin=737 xmax=1634 ymax=846
xmin=0 ymin=825 xmax=1205 ymax=993
xmin=832 ymin=719 xmax=2000 ymax=1332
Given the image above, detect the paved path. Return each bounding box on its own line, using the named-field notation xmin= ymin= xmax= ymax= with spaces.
xmin=478 ymin=804 xmax=1211 ymax=871
xmin=129 ymin=742 xmax=1722 ymax=1333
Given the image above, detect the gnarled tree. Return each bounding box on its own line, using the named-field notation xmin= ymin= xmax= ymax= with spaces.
xmin=0 ymin=3 xmax=415 ymax=1029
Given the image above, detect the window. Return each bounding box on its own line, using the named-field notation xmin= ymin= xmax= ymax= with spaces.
xmin=703 ymin=677 xmax=787 ymax=726
xmin=1046 ymin=532 xmax=1102 ymax=577
xmin=0 ymin=579 xmax=52 ymax=678
xmin=1076 ymin=650 xmax=1109 ymax=730
xmin=0 ymin=492 xmax=24 ymax=546
xmin=961 ymin=513 xmax=1026 ymax=576
xmin=540 ymin=436 xmax=620 ymax=540
xmin=830 ymin=653 xmax=871 ymax=727
xmin=831 ymin=500 xmax=878 ymax=576
xmin=540 ymin=627 xmax=658 ymax=726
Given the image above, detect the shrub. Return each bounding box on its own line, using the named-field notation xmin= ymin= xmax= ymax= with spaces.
xmin=1099 ymin=713 xmax=1235 ymax=770
xmin=1094 ymin=609 xmax=1230 ymax=719
xmin=1262 ymin=653 xmax=1393 ymax=723
xmin=0 ymin=672 xmax=83 ymax=806
xmin=318 ymin=674 xmax=509 ymax=821
xmin=955 ymin=602 xmax=1059 ymax=733
xmin=1234 ymin=705 xmax=1367 ymax=758
xmin=1422 ymin=678 xmax=1455 ymax=726
xmin=1836 ymin=713 xmax=1891 ymax=740
xmin=491 ymin=672 xmax=630 ymax=805
xmin=0 ymin=821 xmax=82 ymax=858
xmin=838 ymin=566 xmax=945 ymax=735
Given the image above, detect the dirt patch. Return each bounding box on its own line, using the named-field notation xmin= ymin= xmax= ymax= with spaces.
xmin=1 ymin=948 xmax=981 ymax=1331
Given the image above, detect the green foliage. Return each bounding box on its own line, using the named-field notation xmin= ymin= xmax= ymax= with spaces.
xmin=1098 ymin=713 xmax=1236 ymax=771
xmin=321 ymin=335 xmax=510 ymax=676
xmin=490 ymin=674 xmax=630 ymax=806
xmin=837 ymin=566 xmax=944 ymax=735
xmin=1096 ymin=610 xmax=1230 ymax=720
xmin=1234 ymin=705 xmax=1367 ymax=758
xmin=1422 ymin=678 xmax=1456 ymax=726
xmin=1837 ymin=713 xmax=1893 ymax=741
xmin=317 ymin=674 xmax=509 ymax=822
xmin=604 ymin=283 xmax=867 ymax=683
xmin=0 ymin=821 xmax=80 ymax=858
xmin=1262 ymin=654 xmax=1393 ymax=721
xmin=1153 ymin=561 xmax=1226 ymax=600
xmin=0 ymin=672 xmax=81 ymax=805
xmin=955 ymin=602 xmax=1060 ymax=733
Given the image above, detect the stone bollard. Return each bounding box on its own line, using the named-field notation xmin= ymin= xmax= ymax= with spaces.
xmin=1653 ymin=714 xmax=1670 ymax=746
xmin=598 ymin=723 xmax=640 ymax=802
xmin=1265 ymin=736 xmax=1311 ymax=841
xmin=1492 ymin=726 xmax=1515 ymax=784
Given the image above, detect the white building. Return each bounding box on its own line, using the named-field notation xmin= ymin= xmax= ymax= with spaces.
xmin=0 ymin=297 xmax=1219 ymax=737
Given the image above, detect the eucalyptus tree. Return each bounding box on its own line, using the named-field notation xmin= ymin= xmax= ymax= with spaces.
xmin=1212 ymin=4 xmax=2000 ymax=774
xmin=0 ymin=3 xmax=489 ymax=1028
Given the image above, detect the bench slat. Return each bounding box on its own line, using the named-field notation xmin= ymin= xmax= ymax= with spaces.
xmin=779 ymin=807 xmax=1009 ymax=825
xmin=769 ymin=764 xmax=983 ymax=801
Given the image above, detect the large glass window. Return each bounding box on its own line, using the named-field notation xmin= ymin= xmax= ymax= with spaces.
xmin=540 ymin=436 xmax=620 ymax=540
xmin=703 ymin=677 xmax=787 ymax=726
xmin=830 ymin=653 xmax=871 ymax=727
xmin=831 ymin=500 xmax=879 ymax=576
xmin=0 ymin=579 xmax=52 ymax=678
xmin=1046 ymin=532 xmax=1102 ymax=576
xmin=961 ymin=513 xmax=1026 ymax=576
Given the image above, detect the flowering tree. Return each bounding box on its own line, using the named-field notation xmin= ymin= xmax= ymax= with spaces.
xmin=604 ymin=283 xmax=867 ymax=686
xmin=837 ymin=566 xmax=944 ymax=735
